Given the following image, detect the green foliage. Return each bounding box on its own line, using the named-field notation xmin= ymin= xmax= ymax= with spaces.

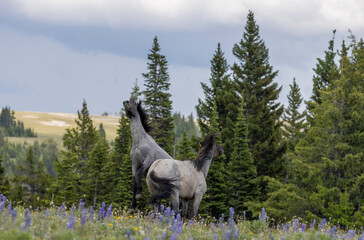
xmin=98 ymin=123 xmax=106 ymax=139
xmin=0 ymin=154 xmax=10 ymax=196
xmin=228 ymin=99 xmax=260 ymax=216
xmin=175 ymin=131 xmax=196 ymax=160
xmin=142 ymin=36 xmax=175 ymax=155
xmin=232 ymin=10 xmax=286 ymax=184
xmin=173 ymin=112 xmax=198 ymax=140
xmin=0 ymin=106 xmax=36 ymax=137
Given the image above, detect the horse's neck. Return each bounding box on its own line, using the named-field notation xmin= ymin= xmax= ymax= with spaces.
xmin=130 ymin=115 xmax=148 ymax=146
xmin=200 ymin=152 xmax=214 ymax=179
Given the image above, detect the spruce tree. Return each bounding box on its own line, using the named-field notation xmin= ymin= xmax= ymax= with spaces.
xmin=0 ymin=155 xmax=10 ymax=197
xmin=232 ymin=10 xmax=286 ymax=183
xmin=52 ymin=99 xmax=98 ymax=205
xmin=282 ymin=78 xmax=308 ymax=151
xmin=196 ymin=43 xmax=239 ymax=160
xmin=228 ymin=98 xmax=260 ymax=216
xmin=142 ymin=36 xmax=174 ymax=155
xmin=306 ymin=30 xmax=340 ymax=124
xmin=176 ymin=131 xmax=195 ymax=160
xmin=98 ymin=123 xmax=106 ymax=139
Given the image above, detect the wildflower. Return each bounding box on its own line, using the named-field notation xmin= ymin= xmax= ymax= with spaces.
xmin=161 ymin=231 xmax=167 ymax=240
xmin=79 ymin=199 xmax=85 ymax=211
xmin=45 ymin=209 xmax=50 ymax=217
xmin=66 ymin=214 xmax=75 ymax=230
xmin=24 ymin=209 xmax=31 ymax=230
xmin=106 ymin=203 xmax=112 ymax=217
xmin=109 ymin=223 xmax=113 ymax=226
xmin=11 ymin=208 xmax=17 ymax=223
xmin=81 ymin=211 xmax=86 ymax=227
xmin=129 ymin=215 xmax=133 ymax=218
xmin=170 ymin=234 xmax=177 ymax=240
xmin=250 ymin=232 xmax=254 ymax=235
xmin=160 ymin=204 xmax=165 ymax=213
xmin=117 ymin=216 xmax=121 ymax=220
xmin=6 ymin=201 xmax=11 ymax=214
xmin=319 ymin=218 xmax=326 ymax=230
xmin=125 ymin=217 xmax=128 ymax=220
xmin=98 ymin=202 xmax=106 ymax=221
xmin=51 ymin=216 xmax=54 ymax=219
xmin=223 ymin=230 xmax=231 ymax=240
xmin=134 ymin=227 xmax=138 ymax=231
xmin=301 ymin=223 xmax=306 ymax=232
xmin=213 ymin=234 xmax=218 ymax=240
xmin=59 ymin=203 xmax=66 ymax=212
xmin=233 ymin=231 xmax=239 ymax=240
xmin=348 ymin=230 xmax=355 ymax=238
xmin=259 ymin=208 xmax=267 ymax=223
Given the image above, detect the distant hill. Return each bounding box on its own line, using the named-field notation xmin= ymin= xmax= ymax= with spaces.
xmin=7 ymin=111 xmax=120 ymax=147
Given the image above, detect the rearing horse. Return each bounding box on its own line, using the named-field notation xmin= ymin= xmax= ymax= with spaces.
xmin=123 ymin=96 xmax=172 ymax=209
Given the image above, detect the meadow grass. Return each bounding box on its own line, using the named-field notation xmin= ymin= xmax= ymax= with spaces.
xmin=1 ymin=196 xmax=362 ymax=240
xmin=7 ymin=111 xmax=119 ymax=148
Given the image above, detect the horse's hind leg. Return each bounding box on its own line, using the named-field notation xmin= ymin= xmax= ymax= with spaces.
xmin=131 ymin=177 xmax=137 ymax=209
xmin=170 ymin=192 xmax=180 ymax=215
xmin=135 ymin=167 xmax=144 ymax=198
xmin=181 ymin=199 xmax=189 ymax=220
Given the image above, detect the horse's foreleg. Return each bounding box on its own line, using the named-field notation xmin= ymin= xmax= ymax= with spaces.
xmin=135 ymin=168 xmax=144 ymax=198
xmin=190 ymin=194 xmax=203 ymax=218
xmin=131 ymin=177 xmax=137 ymax=209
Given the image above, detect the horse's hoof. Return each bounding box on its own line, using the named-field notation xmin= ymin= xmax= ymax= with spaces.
xmin=136 ymin=193 xmax=143 ymax=199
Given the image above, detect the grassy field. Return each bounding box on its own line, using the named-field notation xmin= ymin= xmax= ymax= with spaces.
xmin=7 ymin=111 xmax=120 ymax=147
xmin=0 ymin=196 xmax=361 ymax=240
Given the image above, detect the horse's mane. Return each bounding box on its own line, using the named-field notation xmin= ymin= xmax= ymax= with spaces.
xmin=137 ymin=101 xmax=152 ymax=133
xmin=191 ymin=133 xmax=218 ymax=171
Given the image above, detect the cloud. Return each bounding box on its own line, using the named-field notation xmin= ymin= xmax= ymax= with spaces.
xmin=0 ymin=26 xmax=210 ymax=115
xmin=1 ymin=0 xmax=363 ymax=34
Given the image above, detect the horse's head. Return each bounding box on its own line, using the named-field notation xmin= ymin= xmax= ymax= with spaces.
xmin=213 ymin=143 xmax=224 ymax=159
xmin=123 ymin=96 xmax=139 ymax=118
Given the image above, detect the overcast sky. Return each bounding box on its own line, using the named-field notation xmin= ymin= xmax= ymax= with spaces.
xmin=0 ymin=0 xmax=363 ymax=116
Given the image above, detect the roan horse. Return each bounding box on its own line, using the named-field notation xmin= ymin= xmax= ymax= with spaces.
xmin=146 ymin=133 xmax=223 ymax=218
xmin=123 ymin=96 xmax=172 ymax=209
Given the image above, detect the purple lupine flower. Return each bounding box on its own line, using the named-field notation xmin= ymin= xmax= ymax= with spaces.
xmin=159 ymin=215 xmax=163 ymax=222
xmin=164 ymin=207 xmax=171 ymax=216
xmin=81 ymin=211 xmax=87 ymax=227
xmin=243 ymin=211 xmax=246 ymax=220
xmin=292 ymin=219 xmax=299 ymax=232
xmin=170 ymin=234 xmax=177 ymax=240
xmin=62 ymin=212 xmax=66 ymax=218
xmin=79 ymin=199 xmax=85 ymax=211
xmin=348 ymin=230 xmax=355 ymax=238
xmin=160 ymin=205 xmax=165 ymax=213
xmin=190 ymin=220 xmax=194 ymax=226
xmin=71 ymin=204 xmax=76 ymax=211
xmin=127 ymin=229 xmax=134 ymax=240
xmin=66 ymin=214 xmax=75 ymax=230
xmin=176 ymin=213 xmax=181 ymax=221
xmin=259 ymin=208 xmax=267 ymax=223
xmin=59 ymin=203 xmax=66 ymax=212
xmin=223 ymin=230 xmax=231 ymax=240
xmin=229 ymin=207 xmax=235 ymax=219
xmin=89 ymin=208 xmax=94 ymax=221
xmin=45 ymin=209 xmax=50 ymax=217
xmin=358 ymin=234 xmax=364 ymax=240
xmin=161 ymin=232 xmax=166 ymax=240
xmin=24 ymin=209 xmax=31 ymax=230
xmin=213 ymin=234 xmax=218 ymax=240
xmin=12 ymin=208 xmax=17 ymax=223
xmin=310 ymin=219 xmax=316 ymax=229
xmin=106 ymin=203 xmax=112 ymax=217
xmin=7 ymin=201 xmax=11 ymax=214
xmin=233 ymin=231 xmax=239 ymax=240
xmin=98 ymin=202 xmax=106 ymax=221
xmin=0 ymin=200 xmax=5 ymax=213
xmin=319 ymin=218 xmax=326 ymax=230
xmin=301 ymin=223 xmax=306 ymax=232
xmin=165 ymin=217 xmax=170 ymax=225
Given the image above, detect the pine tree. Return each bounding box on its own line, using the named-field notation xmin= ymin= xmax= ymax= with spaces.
xmin=232 ymin=10 xmax=286 ymax=184
xmin=52 ymin=99 xmax=98 ymax=205
xmin=142 ymin=36 xmax=175 ymax=155
xmin=282 ymin=78 xmax=308 ymax=151
xmin=306 ymin=30 xmax=340 ymax=124
xmin=176 ymin=131 xmax=195 ymax=160
xmin=0 ymin=154 xmax=10 ymax=197
xmin=196 ymin=43 xmax=239 ymax=160
xmin=199 ymin=103 xmax=229 ymax=217
xmin=98 ymin=123 xmax=106 ymax=139
xmin=228 ymin=98 xmax=260 ymax=215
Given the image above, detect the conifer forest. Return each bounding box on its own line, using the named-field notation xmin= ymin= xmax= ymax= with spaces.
xmin=1 ymin=10 xmax=364 ymax=233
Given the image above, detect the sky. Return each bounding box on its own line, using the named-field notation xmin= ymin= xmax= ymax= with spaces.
xmin=0 ymin=0 xmax=363 ymax=117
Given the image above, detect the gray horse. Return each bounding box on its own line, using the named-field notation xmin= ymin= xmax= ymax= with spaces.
xmin=146 ymin=133 xmax=223 ymax=218
xmin=123 ymin=96 xmax=172 ymax=209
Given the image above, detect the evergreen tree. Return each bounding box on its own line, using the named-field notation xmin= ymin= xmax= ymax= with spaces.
xmin=103 ymin=113 xmax=132 ymax=208
xmin=51 ymin=99 xmax=98 ymax=205
xmin=142 ymin=36 xmax=175 ymax=155
xmin=199 ymin=103 xmax=229 ymax=217
xmin=176 ymin=131 xmax=195 ymax=160
xmin=98 ymin=123 xmax=106 ymax=139
xmin=196 ymin=43 xmax=239 ymax=161
xmin=228 ymin=98 xmax=260 ymax=216
xmin=0 ymin=155 xmax=10 ymax=197
xmin=306 ymin=30 xmax=340 ymax=124
xmin=282 ymin=78 xmax=308 ymax=151
xmin=231 ymin=10 xmax=286 ymax=184
xmin=131 ymin=79 xmax=142 ymax=99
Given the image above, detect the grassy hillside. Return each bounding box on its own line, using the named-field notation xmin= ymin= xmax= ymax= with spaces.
xmin=7 ymin=111 xmax=120 ymax=147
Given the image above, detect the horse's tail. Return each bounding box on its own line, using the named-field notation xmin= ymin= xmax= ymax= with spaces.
xmin=149 ymin=170 xmax=178 ymax=202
